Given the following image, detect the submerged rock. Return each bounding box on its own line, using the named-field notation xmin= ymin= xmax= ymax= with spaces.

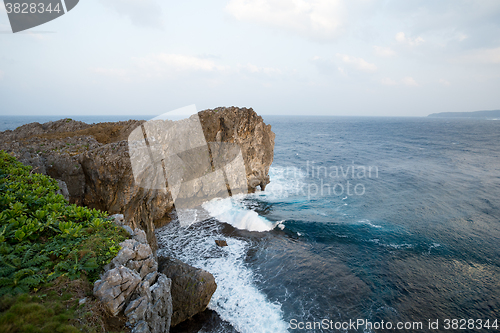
xmin=158 ymin=256 xmax=217 ymax=327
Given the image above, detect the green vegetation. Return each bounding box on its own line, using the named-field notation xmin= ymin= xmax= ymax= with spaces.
xmin=1 ymin=290 xmax=82 ymax=333
xmin=0 ymin=150 xmax=130 ymax=332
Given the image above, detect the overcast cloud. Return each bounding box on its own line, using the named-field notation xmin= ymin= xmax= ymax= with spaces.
xmin=0 ymin=0 xmax=499 ymax=116
xmin=99 ymin=0 xmax=163 ymax=29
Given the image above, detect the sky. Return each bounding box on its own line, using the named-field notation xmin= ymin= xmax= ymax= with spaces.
xmin=0 ymin=0 xmax=500 ymax=117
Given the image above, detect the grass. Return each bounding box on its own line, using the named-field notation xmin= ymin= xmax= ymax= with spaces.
xmin=0 ymin=276 xmax=129 ymax=333
xmin=1 ymin=291 xmax=81 ymax=333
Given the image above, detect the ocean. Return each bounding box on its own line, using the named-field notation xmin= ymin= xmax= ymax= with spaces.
xmin=2 ymin=115 xmax=500 ymax=332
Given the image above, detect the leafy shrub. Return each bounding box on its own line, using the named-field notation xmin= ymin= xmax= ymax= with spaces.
xmin=0 ymin=150 xmax=128 ymax=297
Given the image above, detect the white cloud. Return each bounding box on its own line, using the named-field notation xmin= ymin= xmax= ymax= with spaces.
xmin=90 ymin=54 xmax=228 ymax=81
xmin=312 ymin=54 xmax=377 ymax=75
xmin=134 ymin=54 xmax=227 ymax=75
xmin=381 ymin=77 xmax=397 ymax=85
xmin=457 ymin=33 xmax=468 ymax=42
xmin=387 ymin=2 xmax=500 ymax=51
xmin=90 ymin=68 xmax=130 ymax=81
xmin=336 ymin=53 xmax=377 ymax=72
xmin=226 ymin=0 xmax=346 ymax=41
xmin=310 ymin=56 xmax=337 ymax=75
xmin=381 ymin=77 xmax=419 ymax=87
xmin=395 ymin=32 xmax=405 ymax=43
xmin=395 ymin=32 xmax=425 ymax=46
xmin=458 ymin=47 xmax=500 ymax=64
xmin=402 ymin=76 xmax=418 ymax=86
xmin=91 ymin=54 xmax=289 ymax=84
xmin=239 ymin=63 xmax=282 ymax=76
xmin=439 ymin=79 xmax=451 ymax=86
xmin=373 ymin=46 xmax=395 ymax=57
xmin=99 ymin=0 xmax=163 ymax=28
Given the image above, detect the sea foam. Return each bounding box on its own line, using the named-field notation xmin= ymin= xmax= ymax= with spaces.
xmin=257 ymin=166 xmax=307 ymax=200
xmin=156 ymin=219 xmax=289 ymax=333
xmin=202 ymin=196 xmax=280 ymax=232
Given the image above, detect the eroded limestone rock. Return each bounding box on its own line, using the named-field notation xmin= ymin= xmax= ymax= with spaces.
xmin=93 ymin=265 xmax=141 ymax=316
xmin=198 ymin=107 xmax=275 ymax=192
xmin=94 ymin=228 xmax=173 ymax=333
xmin=107 ymin=235 xmax=158 ymax=279
xmin=146 ymin=274 xmax=173 ymax=333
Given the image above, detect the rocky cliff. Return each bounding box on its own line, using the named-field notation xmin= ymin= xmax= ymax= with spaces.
xmin=199 ymin=107 xmax=275 ymax=191
xmin=0 ymin=107 xmax=275 ymax=251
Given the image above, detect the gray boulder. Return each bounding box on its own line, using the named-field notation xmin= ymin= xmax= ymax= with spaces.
xmin=158 ymin=256 xmax=217 ymax=327
xmin=124 ymin=274 xmax=173 ymax=333
xmin=131 ymin=321 xmax=150 ymax=333
xmin=147 ymin=274 xmax=173 ymax=333
xmin=108 ymin=238 xmax=158 ymax=279
xmin=94 ymin=226 xmax=172 ymax=333
xmin=132 ymin=228 xmax=149 ymax=245
xmin=93 ymin=265 xmax=142 ymax=316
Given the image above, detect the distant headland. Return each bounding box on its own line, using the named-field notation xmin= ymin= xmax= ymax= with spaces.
xmin=428 ymin=110 xmax=500 ymax=118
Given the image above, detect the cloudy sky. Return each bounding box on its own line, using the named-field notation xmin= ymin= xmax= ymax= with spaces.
xmin=1 ymin=0 xmax=500 ymax=117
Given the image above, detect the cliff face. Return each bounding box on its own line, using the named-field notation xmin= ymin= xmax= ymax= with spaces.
xmin=0 ymin=107 xmax=275 ymax=250
xmin=199 ymin=107 xmax=275 ymax=192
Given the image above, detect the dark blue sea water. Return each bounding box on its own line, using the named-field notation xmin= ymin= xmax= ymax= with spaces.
xmin=2 ymin=116 xmax=500 ymax=332
xmin=158 ymin=117 xmax=500 ymax=333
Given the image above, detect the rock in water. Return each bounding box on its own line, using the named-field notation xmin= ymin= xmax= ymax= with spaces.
xmin=215 ymin=239 xmax=228 ymax=247
xmin=158 ymin=256 xmax=217 ymax=327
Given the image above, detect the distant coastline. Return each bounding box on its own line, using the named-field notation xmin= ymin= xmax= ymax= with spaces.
xmin=428 ymin=110 xmax=500 ymax=118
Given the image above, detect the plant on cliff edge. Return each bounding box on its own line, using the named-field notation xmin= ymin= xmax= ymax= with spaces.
xmin=0 ymin=150 xmax=129 ymax=297
xmin=0 ymin=243 xmax=49 ymax=296
xmin=50 ymin=252 xmax=99 ymax=281
xmin=0 ymin=150 xmax=130 ymax=332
